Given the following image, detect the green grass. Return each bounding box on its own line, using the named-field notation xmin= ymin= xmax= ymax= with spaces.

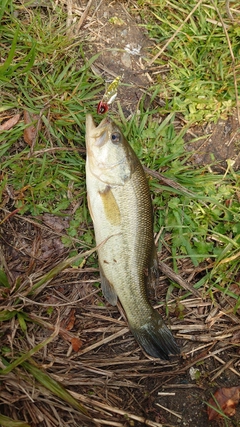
xmin=0 ymin=0 xmax=102 ymax=248
xmin=0 ymin=0 xmax=240 ymax=425
xmin=136 ymin=0 xmax=240 ymax=122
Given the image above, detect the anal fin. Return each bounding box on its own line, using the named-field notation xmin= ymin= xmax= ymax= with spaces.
xmin=99 ymin=264 xmax=118 ymax=306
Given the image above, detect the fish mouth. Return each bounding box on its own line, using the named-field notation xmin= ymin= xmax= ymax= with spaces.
xmin=86 ymin=114 xmax=111 ymax=147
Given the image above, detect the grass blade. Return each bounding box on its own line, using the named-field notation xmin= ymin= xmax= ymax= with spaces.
xmin=22 ymin=361 xmax=90 ymax=418
xmin=0 ymin=322 xmax=60 ymax=374
xmin=0 ymin=25 xmax=19 ymax=74
xmin=0 ymin=414 xmax=31 ymax=427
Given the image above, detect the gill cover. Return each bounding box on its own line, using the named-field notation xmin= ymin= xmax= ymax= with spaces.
xmin=85 ymin=114 xmax=135 ymax=186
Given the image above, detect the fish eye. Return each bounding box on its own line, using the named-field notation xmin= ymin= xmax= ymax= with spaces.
xmin=111 ymin=132 xmax=121 ymax=144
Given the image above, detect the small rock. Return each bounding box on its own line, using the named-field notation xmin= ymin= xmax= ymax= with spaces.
xmin=121 ymin=52 xmax=132 ymax=68
xmin=189 ymin=367 xmax=201 ymax=381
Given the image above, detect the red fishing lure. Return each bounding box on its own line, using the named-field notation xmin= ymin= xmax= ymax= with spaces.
xmin=97 ymin=101 xmax=109 ymax=115
xmin=97 ymin=76 xmax=121 ymax=115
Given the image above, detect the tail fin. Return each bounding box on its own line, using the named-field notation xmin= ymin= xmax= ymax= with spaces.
xmin=129 ymin=310 xmax=179 ymax=360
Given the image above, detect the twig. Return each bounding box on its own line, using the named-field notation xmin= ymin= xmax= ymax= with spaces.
xmin=158 ymin=260 xmax=201 ymax=298
xmin=177 ymin=333 xmax=232 ymax=342
xmin=213 ymin=354 xmax=240 ymax=378
xmin=144 ymin=166 xmax=199 ymax=200
xmin=76 ymin=0 xmax=94 ymax=32
xmin=147 ymin=0 xmax=204 ymax=66
xmin=32 ymin=147 xmax=85 ymax=156
xmin=78 ymin=327 xmax=129 ymax=356
xmin=163 ymin=383 xmax=204 ymax=389
xmin=172 ymin=324 xmax=207 ymax=332
xmin=156 ymin=402 xmax=182 ymax=420
xmin=211 ymin=358 xmax=233 ymax=381
xmin=70 ymin=390 xmax=166 ymax=427
xmin=66 ymin=0 xmax=73 ymax=31
xmin=174 ymin=344 xmax=236 ymax=377
xmin=225 ymin=0 xmax=234 ymax=21
xmin=92 ymin=420 xmax=124 ymax=427
xmin=184 ymin=342 xmax=215 ymax=357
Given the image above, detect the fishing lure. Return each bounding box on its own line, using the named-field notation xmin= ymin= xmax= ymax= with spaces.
xmin=97 ymin=100 xmax=109 ymax=114
xmin=97 ymin=76 xmax=121 ymax=115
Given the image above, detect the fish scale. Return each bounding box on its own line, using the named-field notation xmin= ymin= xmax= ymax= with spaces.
xmin=85 ymin=114 xmax=180 ymax=359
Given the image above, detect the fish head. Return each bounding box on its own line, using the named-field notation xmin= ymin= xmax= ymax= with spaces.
xmin=86 ymin=114 xmax=137 ymax=185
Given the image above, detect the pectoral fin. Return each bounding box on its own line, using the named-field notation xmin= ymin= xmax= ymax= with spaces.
xmin=99 ymin=264 xmax=118 ymax=306
xmin=87 ymin=193 xmax=94 ymax=223
xmin=99 ymin=186 xmax=121 ymax=226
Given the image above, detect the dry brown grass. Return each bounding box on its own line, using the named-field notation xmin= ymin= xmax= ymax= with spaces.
xmin=1 ymin=199 xmax=239 ymax=426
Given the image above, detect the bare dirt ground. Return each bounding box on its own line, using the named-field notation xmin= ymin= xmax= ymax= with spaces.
xmin=1 ymin=1 xmax=240 ymax=427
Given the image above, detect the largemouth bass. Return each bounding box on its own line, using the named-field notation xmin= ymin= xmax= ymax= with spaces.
xmin=85 ymin=114 xmax=179 ymax=359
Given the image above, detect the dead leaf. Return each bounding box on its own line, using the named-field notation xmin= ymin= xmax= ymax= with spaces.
xmin=231 ymin=330 xmax=240 ymax=344
xmin=0 ymin=113 xmax=20 ymax=131
xmin=23 ymin=110 xmax=41 ymax=146
xmin=207 ymin=386 xmax=240 ymax=420
xmin=71 ymin=337 xmax=83 ymax=352
xmin=40 ymin=238 xmax=66 ymax=261
xmin=61 ymin=309 xmax=76 ymax=331
xmin=59 ymin=328 xmax=82 ymax=351
xmin=42 ymin=213 xmax=69 ymax=233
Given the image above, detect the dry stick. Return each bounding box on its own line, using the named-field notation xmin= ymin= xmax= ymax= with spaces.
xmin=90 ymin=0 xmax=105 ymax=20
xmin=158 ymin=392 xmax=176 ymax=396
xmin=66 ymin=0 xmax=73 ymax=30
xmin=84 ymin=311 xmax=126 ymax=326
xmin=70 ymin=390 xmax=166 ymax=427
xmin=226 ymin=129 xmax=239 ymax=147
xmin=76 ymin=0 xmax=94 ymax=31
xmin=172 ymin=344 xmax=236 ymax=377
xmin=163 ymin=384 xmax=203 ymax=389
xmin=147 ymin=0 xmax=204 ymax=67
xmin=171 ymin=324 xmax=207 ymax=332
xmin=156 ymin=402 xmax=182 ymax=420
xmin=144 ymin=166 xmax=199 ymax=200
xmin=225 ymin=0 xmax=234 ymax=21
xmin=213 ymin=354 xmax=240 ymax=378
xmin=211 ymin=358 xmax=234 ymax=382
xmin=92 ymin=421 xmax=124 ymax=427
xmin=158 ymin=260 xmax=201 ymax=298
xmin=32 ymin=146 xmax=85 ymax=156
xmin=210 ymin=0 xmax=239 ymax=124
xmin=78 ymin=327 xmax=129 ymax=356
xmin=177 ymin=333 xmax=232 ymax=342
